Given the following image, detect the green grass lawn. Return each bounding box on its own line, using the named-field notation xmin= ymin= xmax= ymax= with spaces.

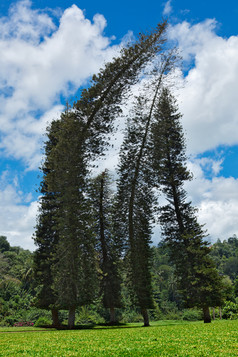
xmin=0 ymin=320 xmax=238 ymax=356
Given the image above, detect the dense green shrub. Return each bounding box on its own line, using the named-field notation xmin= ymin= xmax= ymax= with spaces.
xmin=182 ymin=309 xmax=203 ymax=321
xmin=161 ymin=311 xmax=182 ymax=320
xmin=1 ymin=316 xmax=17 ymax=327
xmin=75 ymin=306 xmax=105 ymax=325
xmin=222 ymin=301 xmax=238 ymax=319
xmin=120 ymin=309 xmax=143 ymax=323
xmin=34 ymin=317 xmax=51 ymax=327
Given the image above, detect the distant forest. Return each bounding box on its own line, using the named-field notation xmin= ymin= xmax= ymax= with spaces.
xmin=1 ymin=235 xmax=238 ymax=327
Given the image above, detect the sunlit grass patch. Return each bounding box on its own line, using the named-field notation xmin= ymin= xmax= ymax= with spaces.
xmin=0 ymin=320 xmax=238 ymax=356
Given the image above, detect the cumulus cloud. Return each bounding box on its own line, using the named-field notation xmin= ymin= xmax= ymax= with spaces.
xmin=0 ymin=172 xmax=38 ymax=251
xmin=185 ymin=160 xmax=238 ymax=242
xmin=169 ymin=20 xmax=238 ymax=155
xmin=0 ymin=0 xmax=120 ymax=168
xmin=164 ymin=19 xmax=238 ymax=242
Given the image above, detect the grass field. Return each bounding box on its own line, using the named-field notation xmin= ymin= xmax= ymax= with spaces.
xmin=0 ymin=320 xmax=238 ymax=356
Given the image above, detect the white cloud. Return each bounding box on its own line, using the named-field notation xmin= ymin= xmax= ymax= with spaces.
xmin=164 ymin=19 xmax=238 ymax=242
xmin=168 ymin=20 xmax=238 ymax=155
xmin=185 ymin=160 xmax=238 ymax=242
xmin=198 ymin=200 xmax=238 ymax=241
xmin=0 ymin=175 xmax=38 ymax=251
xmin=0 ymin=105 xmax=64 ymax=170
xmin=163 ymin=1 xmax=172 ymax=16
xmin=0 ymin=0 xmax=56 ymax=43
xmin=0 ymin=0 xmax=120 ymax=168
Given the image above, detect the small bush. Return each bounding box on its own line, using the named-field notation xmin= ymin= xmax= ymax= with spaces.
xmin=120 ymin=309 xmax=143 ymax=323
xmin=13 ymin=321 xmax=34 ymax=327
xmin=23 ymin=308 xmax=51 ymax=323
xmin=34 ymin=317 xmax=51 ymax=327
xmin=182 ymin=309 xmax=203 ymax=321
xmin=222 ymin=301 xmax=238 ymax=319
xmin=75 ymin=306 xmax=105 ymax=325
xmin=161 ymin=311 xmax=182 ymax=321
xmin=2 ymin=316 xmax=17 ymax=327
xmin=159 ymin=300 xmax=182 ymax=320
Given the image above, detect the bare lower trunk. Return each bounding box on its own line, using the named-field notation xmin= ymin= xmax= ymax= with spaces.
xmin=212 ymin=307 xmax=215 ymax=320
xmin=110 ymin=307 xmax=116 ymax=324
xmin=141 ymin=308 xmax=150 ymax=327
xmin=51 ymin=309 xmax=60 ymax=328
xmin=219 ymin=306 xmax=222 ymax=320
xmin=68 ymin=307 xmax=76 ymax=329
xmin=203 ymin=306 xmax=211 ymax=323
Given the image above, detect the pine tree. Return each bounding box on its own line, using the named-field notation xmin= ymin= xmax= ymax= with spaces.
xmin=116 ymin=98 xmax=156 ymax=326
xmin=33 ymin=119 xmax=62 ymax=327
xmin=115 ymin=74 xmax=164 ymax=325
xmin=89 ymin=170 xmax=122 ymax=323
xmin=152 ymin=87 xmax=223 ymax=323
xmin=115 ymin=49 xmax=176 ymax=326
xmin=45 ymin=111 xmax=98 ymax=329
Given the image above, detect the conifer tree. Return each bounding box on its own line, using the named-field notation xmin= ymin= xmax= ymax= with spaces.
xmin=152 ymin=87 xmax=223 ymax=323
xmin=45 ymin=111 xmax=98 ymax=329
xmin=116 ymin=98 xmax=156 ymax=326
xmin=115 ymin=61 xmax=174 ymax=325
xmin=33 ymin=119 xmax=62 ymax=327
xmin=89 ymin=170 xmax=122 ymax=324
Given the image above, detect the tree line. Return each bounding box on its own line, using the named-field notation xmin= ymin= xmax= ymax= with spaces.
xmin=9 ymin=21 xmax=224 ymax=328
xmin=1 ymin=235 xmax=237 ymax=326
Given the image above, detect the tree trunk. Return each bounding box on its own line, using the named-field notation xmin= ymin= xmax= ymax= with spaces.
xmin=212 ymin=307 xmax=215 ymax=320
xmin=110 ymin=307 xmax=116 ymax=324
xmin=219 ymin=306 xmax=222 ymax=320
xmin=141 ymin=308 xmax=150 ymax=327
xmin=203 ymin=306 xmax=211 ymax=323
xmin=51 ymin=309 xmax=61 ymax=328
xmin=68 ymin=306 xmax=76 ymax=329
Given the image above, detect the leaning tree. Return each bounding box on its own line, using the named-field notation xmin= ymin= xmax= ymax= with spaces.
xmin=116 ymin=54 xmax=175 ymax=326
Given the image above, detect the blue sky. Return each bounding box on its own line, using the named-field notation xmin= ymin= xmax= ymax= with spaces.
xmin=0 ymin=0 xmax=238 ymax=250
xmin=1 ymin=0 xmax=237 ymax=38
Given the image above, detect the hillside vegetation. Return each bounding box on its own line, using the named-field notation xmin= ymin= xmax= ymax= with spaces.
xmin=1 ymin=235 xmax=238 ymax=327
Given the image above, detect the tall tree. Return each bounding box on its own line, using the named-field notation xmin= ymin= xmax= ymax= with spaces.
xmin=115 ymin=58 xmax=174 ymax=326
xmin=152 ymin=87 xmax=223 ymax=323
xmin=89 ymin=170 xmax=122 ymax=324
xmin=33 ymin=119 xmax=61 ymax=327
xmin=45 ymin=111 xmax=98 ymax=329
xmin=116 ymin=97 xmax=156 ymax=326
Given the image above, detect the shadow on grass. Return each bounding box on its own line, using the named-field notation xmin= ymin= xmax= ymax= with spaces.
xmin=40 ymin=322 xmax=143 ymax=331
xmin=0 ymin=320 xmax=194 ymax=333
xmin=37 ymin=320 xmax=192 ymax=331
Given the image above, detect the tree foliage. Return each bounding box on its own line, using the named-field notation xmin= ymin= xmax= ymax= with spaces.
xmin=89 ymin=170 xmax=122 ymax=323
xmin=115 ymin=59 xmax=175 ymax=326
